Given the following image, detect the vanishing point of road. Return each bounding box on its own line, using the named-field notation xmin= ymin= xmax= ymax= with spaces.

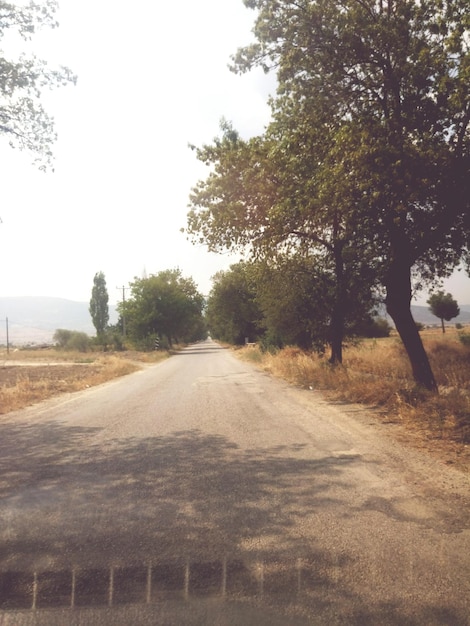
xmin=0 ymin=339 xmax=469 ymax=625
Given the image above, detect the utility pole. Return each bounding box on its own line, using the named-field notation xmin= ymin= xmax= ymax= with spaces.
xmin=116 ymin=285 xmax=130 ymax=337
xmin=1 ymin=317 xmax=9 ymax=354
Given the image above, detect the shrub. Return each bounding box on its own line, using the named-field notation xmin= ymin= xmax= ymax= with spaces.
xmin=359 ymin=317 xmax=393 ymax=338
xmin=53 ymin=329 xmax=91 ymax=352
xmin=459 ymin=333 xmax=470 ymax=347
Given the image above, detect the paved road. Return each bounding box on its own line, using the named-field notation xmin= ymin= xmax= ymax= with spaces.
xmin=0 ymin=339 xmax=469 ymax=625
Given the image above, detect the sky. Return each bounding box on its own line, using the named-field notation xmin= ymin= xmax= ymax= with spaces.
xmin=0 ymin=0 xmax=469 ymax=307
xmin=0 ymin=0 xmax=273 ymax=304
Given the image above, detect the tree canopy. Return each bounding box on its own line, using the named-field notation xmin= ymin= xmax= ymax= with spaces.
xmin=427 ymin=290 xmax=460 ymax=333
xmin=188 ymin=121 xmax=378 ymax=362
xmin=119 ymin=269 xmax=206 ymax=349
xmin=89 ymin=271 xmax=109 ymax=340
xmin=206 ymin=262 xmax=264 ymax=345
xmin=0 ymin=0 xmax=76 ymax=169
xmin=205 ymin=258 xmax=380 ymax=352
xmin=188 ymin=0 xmax=469 ymax=389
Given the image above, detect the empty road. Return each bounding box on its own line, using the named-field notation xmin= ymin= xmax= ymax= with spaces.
xmin=0 ymin=339 xmax=469 ymax=625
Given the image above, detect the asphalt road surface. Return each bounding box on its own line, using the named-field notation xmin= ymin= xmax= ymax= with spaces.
xmin=0 ymin=339 xmax=469 ymax=625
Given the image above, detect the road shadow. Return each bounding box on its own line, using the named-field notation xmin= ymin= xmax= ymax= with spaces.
xmin=173 ymin=342 xmax=228 ymax=356
xmin=0 ymin=421 xmax=467 ymax=625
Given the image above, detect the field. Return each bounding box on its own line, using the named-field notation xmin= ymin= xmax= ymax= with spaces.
xmin=0 ymin=349 xmax=168 ymax=415
xmin=238 ymin=328 xmax=470 ymax=471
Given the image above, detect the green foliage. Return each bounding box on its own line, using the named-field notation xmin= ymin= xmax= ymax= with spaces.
xmin=206 ymin=257 xmax=377 ymax=352
xmin=108 ymin=330 xmax=125 ymax=351
xmin=89 ymin=271 xmax=109 ymax=340
xmin=427 ymin=290 xmax=460 ymax=332
xmin=258 ymin=255 xmax=379 ymax=352
xmin=188 ymin=122 xmax=378 ymax=361
xmin=206 ymin=262 xmax=264 ymax=345
xmin=187 ymin=0 xmax=469 ymax=388
xmin=119 ymin=269 xmax=206 ymax=348
xmin=230 ymin=0 xmax=469 ymax=278
xmin=0 ymin=0 xmax=76 ymax=169
xmin=427 ymin=290 xmax=460 ymax=321
xmin=356 ymin=317 xmax=393 ymax=339
xmin=53 ymin=328 xmax=90 ymax=352
xmin=254 ymin=257 xmax=327 ymax=351
xmin=459 ymin=333 xmax=470 ymax=347
xmin=258 ymin=331 xmax=283 ymax=353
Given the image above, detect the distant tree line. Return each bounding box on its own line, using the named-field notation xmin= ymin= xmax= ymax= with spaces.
xmin=205 ymin=260 xmax=391 ymax=352
xmin=52 ymin=269 xmax=207 ymax=352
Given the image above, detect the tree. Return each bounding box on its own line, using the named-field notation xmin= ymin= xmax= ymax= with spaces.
xmin=188 ymin=121 xmax=378 ymax=363
xmin=0 ymin=1 xmax=76 ymax=169
xmin=206 ymin=262 xmax=264 ymax=345
xmin=189 ymin=0 xmax=469 ymax=390
xmin=89 ymin=271 xmax=109 ymax=342
xmin=253 ymin=255 xmax=376 ymax=352
xmin=119 ymin=269 xmax=206 ymax=349
xmin=253 ymin=256 xmax=329 ymax=351
xmin=427 ymin=291 xmax=460 ymax=333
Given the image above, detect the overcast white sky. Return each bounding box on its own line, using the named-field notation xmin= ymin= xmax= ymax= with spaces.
xmin=0 ymin=0 xmax=468 ymax=307
xmin=0 ymin=0 xmax=273 ymax=304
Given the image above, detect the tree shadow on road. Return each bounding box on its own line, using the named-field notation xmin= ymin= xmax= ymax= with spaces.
xmin=0 ymin=420 xmax=467 ymax=625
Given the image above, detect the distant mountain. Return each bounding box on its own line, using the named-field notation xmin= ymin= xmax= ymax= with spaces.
xmin=410 ymin=304 xmax=470 ymax=326
xmin=0 ymin=297 xmax=118 ymax=345
xmin=375 ymin=302 xmax=470 ymax=327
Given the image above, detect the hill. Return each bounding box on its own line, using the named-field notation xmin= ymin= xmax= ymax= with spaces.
xmin=410 ymin=304 xmax=470 ymax=326
xmin=0 ymin=297 xmax=118 ymax=345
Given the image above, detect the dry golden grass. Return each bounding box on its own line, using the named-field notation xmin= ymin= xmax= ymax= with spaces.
xmin=239 ymin=331 xmax=470 ymax=448
xmin=0 ymin=350 xmax=169 ymax=415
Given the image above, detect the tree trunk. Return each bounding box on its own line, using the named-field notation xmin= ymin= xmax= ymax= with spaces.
xmin=328 ymin=227 xmax=345 ymax=365
xmin=441 ymin=318 xmax=445 ymax=334
xmin=329 ymin=308 xmax=343 ymax=364
xmin=385 ymin=259 xmax=438 ymax=392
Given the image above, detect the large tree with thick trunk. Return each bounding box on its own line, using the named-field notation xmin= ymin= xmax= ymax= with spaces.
xmin=189 ymin=0 xmax=469 ymax=390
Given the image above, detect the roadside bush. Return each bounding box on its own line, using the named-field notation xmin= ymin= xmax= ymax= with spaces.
xmin=127 ymin=334 xmax=171 ymax=352
xmin=53 ymin=329 xmax=91 ymax=352
xmin=459 ymin=333 xmax=470 ymax=347
xmin=356 ymin=317 xmax=392 ymax=338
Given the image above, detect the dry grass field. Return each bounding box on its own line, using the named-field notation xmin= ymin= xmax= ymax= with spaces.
xmin=0 ymin=349 xmax=169 ymax=415
xmin=238 ymin=328 xmax=470 ymax=470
